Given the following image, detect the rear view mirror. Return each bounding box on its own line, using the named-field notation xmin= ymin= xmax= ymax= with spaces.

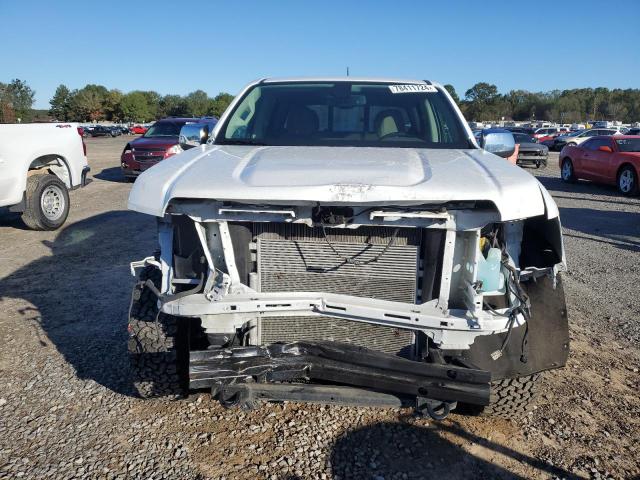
xmin=598 ymin=146 xmax=612 ymax=153
xmin=481 ymin=131 xmax=516 ymax=158
xmin=179 ymin=123 xmax=210 ymax=150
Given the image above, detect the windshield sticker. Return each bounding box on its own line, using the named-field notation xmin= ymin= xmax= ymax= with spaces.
xmin=389 ymin=84 xmax=437 ymax=94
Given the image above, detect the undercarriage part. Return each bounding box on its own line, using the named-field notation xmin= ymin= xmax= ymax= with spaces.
xmin=415 ymin=397 xmax=457 ymax=420
xmin=216 ymin=383 xmax=458 ymax=420
xmin=189 ymin=341 xmax=491 ymax=407
xmin=216 ymin=383 xmax=407 ymax=409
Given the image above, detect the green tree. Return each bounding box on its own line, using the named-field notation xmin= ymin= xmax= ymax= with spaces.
xmin=119 ymin=91 xmax=152 ymax=122
xmin=49 ymin=84 xmax=72 ymax=120
xmin=464 ymin=82 xmax=500 ymax=121
xmin=0 ymin=82 xmax=14 ymax=122
xmin=186 ymin=90 xmax=210 ymax=117
xmin=443 ymin=84 xmax=460 ymax=104
xmin=465 ymin=82 xmax=498 ymax=104
xmin=208 ymin=92 xmax=234 ymax=117
xmin=69 ymin=84 xmax=108 ymax=121
xmin=141 ymin=91 xmax=161 ymax=119
xmin=159 ymin=94 xmax=189 ymax=117
xmin=0 ymin=79 xmax=35 ymax=122
xmin=103 ymin=89 xmax=123 ymax=121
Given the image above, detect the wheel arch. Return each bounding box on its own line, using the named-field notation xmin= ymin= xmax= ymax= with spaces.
xmin=616 ymin=161 xmax=638 ymax=180
xmin=28 ymin=154 xmax=72 ymax=188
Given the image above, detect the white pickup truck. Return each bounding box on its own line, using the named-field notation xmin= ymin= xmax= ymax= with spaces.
xmin=0 ymin=123 xmax=89 ymax=230
xmin=126 ymin=77 xmax=569 ymax=420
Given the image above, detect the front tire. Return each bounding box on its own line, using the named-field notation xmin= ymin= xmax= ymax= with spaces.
xmin=561 ymin=158 xmax=576 ymax=183
xmin=128 ymin=266 xmax=188 ymax=399
xmin=21 ymin=174 xmax=70 ymax=230
xmin=617 ymin=165 xmax=639 ymax=196
xmin=480 ymin=374 xmax=541 ymax=419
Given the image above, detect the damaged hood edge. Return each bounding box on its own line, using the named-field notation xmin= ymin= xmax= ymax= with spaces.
xmin=128 ymin=144 xmax=557 ymax=222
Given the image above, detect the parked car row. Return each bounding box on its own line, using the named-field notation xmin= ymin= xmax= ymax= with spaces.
xmin=550 ymin=128 xmax=621 ymax=150
xmin=80 ymin=124 xmax=150 ymax=137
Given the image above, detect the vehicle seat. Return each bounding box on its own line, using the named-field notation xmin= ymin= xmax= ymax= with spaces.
xmin=375 ymin=109 xmax=405 ymax=138
xmin=284 ymin=105 xmax=319 ymax=138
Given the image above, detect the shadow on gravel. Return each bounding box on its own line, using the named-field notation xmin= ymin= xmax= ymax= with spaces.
xmin=559 ymin=207 xmax=640 ymax=251
xmin=328 ymin=420 xmax=576 ymax=479
xmin=536 ymin=174 xmax=627 ymax=199
xmin=94 ymin=166 xmax=129 ymax=183
xmin=0 ymin=210 xmax=156 ymax=396
xmin=0 ymin=208 xmax=29 ymax=230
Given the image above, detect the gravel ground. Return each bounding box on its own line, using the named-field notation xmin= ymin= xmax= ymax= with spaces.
xmin=0 ymin=137 xmax=638 ymax=479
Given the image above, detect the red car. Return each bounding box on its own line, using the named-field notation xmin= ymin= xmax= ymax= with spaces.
xmin=130 ymin=125 xmax=148 ymax=135
xmin=560 ymin=135 xmax=640 ymax=195
xmin=532 ymin=127 xmax=559 ymax=142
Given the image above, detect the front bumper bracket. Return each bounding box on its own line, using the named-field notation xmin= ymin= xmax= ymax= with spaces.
xmin=190 ymin=341 xmax=491 ymax=409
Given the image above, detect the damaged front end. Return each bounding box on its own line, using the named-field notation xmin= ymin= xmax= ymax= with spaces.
xmin=131 ymin=198 xmax=569 ymax=417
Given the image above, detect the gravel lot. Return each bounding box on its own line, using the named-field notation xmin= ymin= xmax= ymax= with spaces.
xmin=1 ymin=136 xmax=639 ymax=479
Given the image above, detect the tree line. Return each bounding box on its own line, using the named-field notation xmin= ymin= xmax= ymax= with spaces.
xmin=2 ymin=78 xmax=640 ymax=125
xmin=445 ymin=83 xmax=640 ymax=124
xmin=48 ymin=84 xmax=234 ymax=123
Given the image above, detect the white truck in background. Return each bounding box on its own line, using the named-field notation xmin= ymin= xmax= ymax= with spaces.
xmin=0 ymin=123 xmax=89 ymax=230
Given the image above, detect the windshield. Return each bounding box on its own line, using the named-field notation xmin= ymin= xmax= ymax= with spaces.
xmin=513 ymin=133 xmax=534 ymax=143
xmin=143 ymin=122 xmax=182 ymax=137
xmin=218 ymin=82 xmax=472 ymax=149
xmin=568 ymin=130 xmax=584 ymax=137
xmin=616 ymin=138 xmax=640 ymax=152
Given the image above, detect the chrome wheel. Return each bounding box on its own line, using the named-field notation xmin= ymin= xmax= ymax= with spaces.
xmin=40 ymin=184 xmax=66 ymax=221
xmin=619 ymin=169 xmax=634 ymax=193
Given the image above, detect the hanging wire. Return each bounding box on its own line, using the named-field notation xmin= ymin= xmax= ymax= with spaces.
xmin=320 ymin=223 xmax=400 ymax=267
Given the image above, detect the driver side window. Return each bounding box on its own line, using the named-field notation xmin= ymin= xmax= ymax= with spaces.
xmin=584 ymin=139 xmax=602 ymax=150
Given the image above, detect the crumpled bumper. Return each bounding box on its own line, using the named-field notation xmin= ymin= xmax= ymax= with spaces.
xmin=189 ymin=341 xmax=491 ymax=407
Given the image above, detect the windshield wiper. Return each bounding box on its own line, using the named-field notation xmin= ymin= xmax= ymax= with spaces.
xmin=221 ymin=139 xmax=268 ymax=146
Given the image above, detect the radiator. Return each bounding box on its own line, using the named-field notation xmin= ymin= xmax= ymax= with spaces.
xmin=254 ymin=224 xmax=419 ymax=356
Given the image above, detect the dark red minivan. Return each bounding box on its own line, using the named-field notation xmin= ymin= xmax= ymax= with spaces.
xmin=121 ymin=117 xmax=217 ymax=181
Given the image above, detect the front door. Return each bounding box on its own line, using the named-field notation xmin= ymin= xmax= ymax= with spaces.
xmin=581 ymin=138 xmax=613 ymax=180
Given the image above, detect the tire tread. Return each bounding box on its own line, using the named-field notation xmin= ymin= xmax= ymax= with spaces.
xmin=128 ymin=266 xmax=187 ymax=399
xmin=479 ymin=373 xmax=541 ymax=419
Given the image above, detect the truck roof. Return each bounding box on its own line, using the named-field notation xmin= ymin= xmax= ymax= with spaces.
xmin=260 ymin=77 xmax=436 ymax=85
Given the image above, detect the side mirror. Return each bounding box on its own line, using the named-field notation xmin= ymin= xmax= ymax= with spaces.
xmin=179 ymin=123 xmax=210 ymax=150
xmin=598 ymin=145 xmax=612 ymax=153
xmin=481 ymin=131 xmax=516 ymax=158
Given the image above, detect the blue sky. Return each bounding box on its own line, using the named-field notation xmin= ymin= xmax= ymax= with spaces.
xmin=2 ymin=0 xmax=639 ymax=109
